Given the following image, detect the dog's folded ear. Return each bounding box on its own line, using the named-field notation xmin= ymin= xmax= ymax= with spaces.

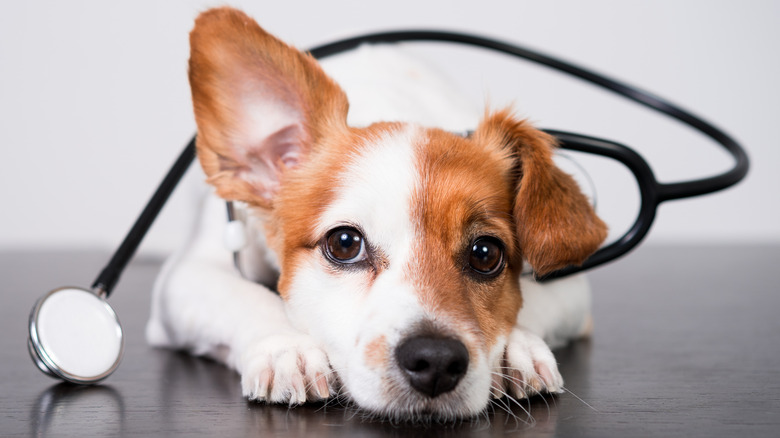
xmin=188 ymin=7 xmax=349 ymax=208
xmin=475 ymin=110 xmax=608 ymax=277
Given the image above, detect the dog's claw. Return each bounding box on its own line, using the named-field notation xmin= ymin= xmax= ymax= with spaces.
xmin=505 ymin=368 xmax=527 ymax=399
xmin=490 ymin=372 xmax=505 ymax=399
xmin=251 ymin=368 xmax=272 ymax=401
xmin=535 ymin=360 xmax=563 ymax=393
xmin=314 ymin=372 xmax=330 ymax=399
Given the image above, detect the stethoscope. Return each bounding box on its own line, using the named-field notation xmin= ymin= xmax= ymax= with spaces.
xmin=27 ymin=30 xmax=749 ymax=385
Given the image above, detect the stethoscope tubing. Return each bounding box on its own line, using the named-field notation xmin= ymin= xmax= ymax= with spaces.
xmin=91 ymin=137 xmax=197 ymax=297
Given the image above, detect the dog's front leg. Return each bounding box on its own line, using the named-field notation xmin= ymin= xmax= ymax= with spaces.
xmin=147 ymin=255 xmax=332 ymax=404
xmin=516 ymin=274 xmax=593 ymax=349
xmin=497 ymin=274 xmax=593 ymax=399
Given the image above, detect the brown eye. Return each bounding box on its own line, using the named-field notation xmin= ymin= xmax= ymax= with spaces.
xmin=469 ymin=237 xmax=505 ymax=277
xmin=325 ymin=227 xmax=366 ymax=264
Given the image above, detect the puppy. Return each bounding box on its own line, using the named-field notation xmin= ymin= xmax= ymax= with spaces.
xmin=147 ymin=7 xmax=607 ymax=422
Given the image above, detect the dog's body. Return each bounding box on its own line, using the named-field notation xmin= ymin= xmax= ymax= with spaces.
xmin=147 ymin=8 xmax=606 ymax=421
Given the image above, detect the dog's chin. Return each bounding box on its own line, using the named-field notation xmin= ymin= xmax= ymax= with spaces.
xmin=359 ymin=393 xmax=488 ymax=424
xmin=339 ymin=369 xmax=492 ymax=423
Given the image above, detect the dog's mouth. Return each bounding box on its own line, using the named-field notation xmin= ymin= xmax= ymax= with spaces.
xmin=330 ymin=375 xmax=488 ymax=424
xmin=329 ymin=333 xmax=499 ymax=422
xmin=343 ymin=371 xmax=493 ymax=424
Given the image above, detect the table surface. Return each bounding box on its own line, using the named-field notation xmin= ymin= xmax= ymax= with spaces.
xmin=1 ymin=245 xmax=779 ymax=437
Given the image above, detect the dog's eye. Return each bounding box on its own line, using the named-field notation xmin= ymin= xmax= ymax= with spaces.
xmin=325 ymin=227 xmax=366 ymax=264
xmin=469 ymin=237 xmax=505 ymax=277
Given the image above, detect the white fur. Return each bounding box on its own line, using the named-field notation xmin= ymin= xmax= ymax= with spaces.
xmin=320 ymin=45 xmax=480 ymax=130
xmin=517 ymin=274 xmax=593 ymax=349
xmin=148 ymin=44 xmax=591 ymax=418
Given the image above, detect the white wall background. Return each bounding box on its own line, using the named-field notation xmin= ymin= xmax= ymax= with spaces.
xmin=1 ymin=0 xmax=778 ymax=256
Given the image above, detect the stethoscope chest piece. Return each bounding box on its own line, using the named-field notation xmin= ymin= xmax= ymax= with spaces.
xmin=28 ymin=287 xmax=124 ymax=384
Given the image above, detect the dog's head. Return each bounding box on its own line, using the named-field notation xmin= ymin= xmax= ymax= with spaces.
xmin=189 ymin=7 xmax=606 ymax=420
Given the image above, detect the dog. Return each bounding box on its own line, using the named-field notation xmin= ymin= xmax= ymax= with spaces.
xmin=146 ymin=7 xmax=607 ymax=422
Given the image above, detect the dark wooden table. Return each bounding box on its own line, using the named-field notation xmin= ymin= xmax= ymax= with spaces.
xmin=2 ymin=245 xmax=779 ymax=437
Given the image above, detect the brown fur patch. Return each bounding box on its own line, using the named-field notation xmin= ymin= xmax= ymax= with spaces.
xmin=364 ymin=335 xmax=389 ymax=370
xmin=408 ymin=128 xmax=523 ymax=351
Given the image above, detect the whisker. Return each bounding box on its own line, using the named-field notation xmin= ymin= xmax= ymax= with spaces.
xmin=475 ymin=401 xmax=493 ymax=428
xmin=489 ymin=395 xmax=517 ymax=428
xmin=489 ymin=383 xmax=536 ymax=428
xmin=489 ymin=373 xmax=533 ymax=414
xmin=561 ymin=386 xmax=599 ymax=412
xmin=495 ymin=368 xmax=529 ymax=388
xmin=493 ymin=369 xmax=557 ymax=420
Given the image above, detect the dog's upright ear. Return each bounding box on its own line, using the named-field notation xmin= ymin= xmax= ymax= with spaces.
xmin=475 ymin=110 xmax=608 ymax=277
xmin=188 ymin=7 xmax=349 ymax=208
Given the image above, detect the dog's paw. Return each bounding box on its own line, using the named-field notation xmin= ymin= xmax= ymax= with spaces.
xmin=494 ymin=327 xmax=564 ymax=400
xmin=239 ymin=333 xmax=333 ymax=405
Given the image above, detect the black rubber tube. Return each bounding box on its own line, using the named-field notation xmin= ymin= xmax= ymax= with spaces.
xmin=91 ymin=137 xmax=196 ymax=296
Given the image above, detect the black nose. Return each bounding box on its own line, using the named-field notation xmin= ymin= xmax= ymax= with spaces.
xmin=395 ymin=336 xmax=469 ymax=398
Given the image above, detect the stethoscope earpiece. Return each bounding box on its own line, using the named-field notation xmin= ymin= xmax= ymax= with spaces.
xmin=28 ymin=287 xmax=124 ymax=384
